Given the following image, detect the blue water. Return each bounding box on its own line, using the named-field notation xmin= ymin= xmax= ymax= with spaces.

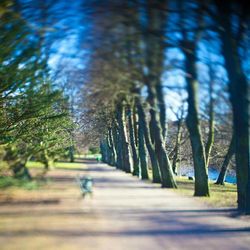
xmin=180 ymin=167 xmax=236 ymax=184
xmin=208 ymin=168 xmax=236 ymax=184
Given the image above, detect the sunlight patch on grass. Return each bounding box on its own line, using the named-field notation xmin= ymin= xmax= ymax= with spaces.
xmin=75 ymin=154 xmax=101 ymax=159
xmin=26 ymin=161 xmax=44 ymax=168
xmin=53 ymin=161 xmax=85 ymax=169
xmin=26 ymin=161 xmax=85 ymax=170
xmin=174 ymin=176 xmax=237 ymax=208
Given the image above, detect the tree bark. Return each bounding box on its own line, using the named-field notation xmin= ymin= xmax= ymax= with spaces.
xmin=107 ymin=127 xmax=116 ymax=166
xmin=100 ymin=139 xmax=108 ymax=164
xmin=156 ymin=84 xmax=167 ymax=139
xmin=147 ymin=85 xmax=177 ymax=188
xmin=12 ymin=158 xmax=31 ymax=180
xmin=133 ymin=104 xmax=138 ymax=147
xmin=112 ymin=123 xmax=122 ymax=169
xmin=69 ymin=146 xmax=75 ymax=163
xmin=215 ymin=0 xmax=250 ymax=213
xmin=127 ymin=104 xmax=140 ymax=176
xmin=144 ymin=0 xmax=176 ymax=188
xmin=183 ymin=42 xmax=210 ymax=197
xmin=205 ymin=73 xmax=215 ymax=166
xmin=136 ymin=96 xmax=161 ymax=183
xmin=116 ymin=101 xmax=133 ymax=173
xmin=215 ymin=133 xmax=235 ymax=185
xmin=138 ymin=115 xmax=149 ymax=179
xmin=172 ymin=119 xmax=183 ymax=175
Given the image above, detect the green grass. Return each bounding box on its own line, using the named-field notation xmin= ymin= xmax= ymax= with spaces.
xmin=26 ymin=154 xmax=101 ymax=170
xmin=26 ymin=161 xmax=44 ymax=168
xmin=75 ymin=154 xmax=101 ymax=159
xmin=1 ymin=161 xmax=86 ymax=190
xmin=53 ymin=161 xmax=85 ymax=169
xmin=175 ymin=176 xmax=237 ymax=208
xmin=0 ymin=176 xmax=41 ymax=190
xmin=26 ymin=160 xmax=86 ymax=170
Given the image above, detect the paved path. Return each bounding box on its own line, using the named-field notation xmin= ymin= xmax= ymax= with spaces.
xmin=0 ymin=160 xmax=250 ymax=250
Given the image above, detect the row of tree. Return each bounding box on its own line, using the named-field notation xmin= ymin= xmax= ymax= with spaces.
xmin=81 ymin=0 xmax=250 ymax=214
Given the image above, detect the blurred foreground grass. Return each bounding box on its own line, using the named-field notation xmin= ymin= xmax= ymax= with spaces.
xmin=175 ymin=177 xmax=237 ymax=208
xmin=0 ymin=176 xmax=41 ymax=190
xmin=74 ymin=154 xmax=101 ymax=159
xmin=0 ymin=159 xmax=86 ymax=190
xmin=26 ymin=160 xmax=86 ymax=169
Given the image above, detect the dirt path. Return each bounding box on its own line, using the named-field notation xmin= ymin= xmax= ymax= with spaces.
xmin=0 ymin=160 xmax=250 ymax=250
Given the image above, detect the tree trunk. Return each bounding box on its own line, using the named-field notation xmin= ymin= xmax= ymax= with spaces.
xmin=145 ymin=0 xmax=167 ymax=143
xmin=215 ymin=133 xmax=235 ymax=185
xmin=156 ymin=84 xmax=167 ymax=139
xmin=69 ymin=146 xmax=75 ymax=163
xmin=127 ymin=104 xmax=140 ymax=176
xmin=143 ymin=0 xmax=176 ymax=188
xmin=43 ymin=149 xmax=51 ymax=171
xmin=172 ymin=119 xmax=183 ymax=175
xmin=112 ymin=124 xmax=122 ymax=169
xmin=147 ymin=85 xmax=177 ymax=188
xmin=183 ymin=42 xmax=209 ymax=197
xmin=215 ymin=0 xmax=250 ymax=213
xmin=133 ymin=101 xmax=138 ymax=147
xmin=116 ymin=101 xmax=133 ymax=173
xmin=136 ymin=96 xmax=161 ymax=183
xmin=205 ymin=73 xmax=215 ymax=166
xmin=138 ymin=115 xmax=149 ymax=179
xmin=12 ymin=157 xmax=31 ymax=180
xmin=100 ymin=139 xmax=108 ymax=163
xmin=107 ymin=128 xmax=116 ymax=166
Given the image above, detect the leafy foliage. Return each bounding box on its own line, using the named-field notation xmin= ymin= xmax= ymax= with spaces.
xmin=0 ymin=1 xmax=75 ymax=176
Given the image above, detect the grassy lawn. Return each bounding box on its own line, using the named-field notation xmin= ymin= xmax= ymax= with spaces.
xmin=75 ymin=154 xmax=101 ymax=159
xmin=0 ymin=160 xmax=86 ymax=191
xmin=26 ymin=160 xmax=85 ymax=170
xmin=175 ymin=176 xmax=237 ymax=208
xmin=0 ymin=176 xmax=42 ymax=190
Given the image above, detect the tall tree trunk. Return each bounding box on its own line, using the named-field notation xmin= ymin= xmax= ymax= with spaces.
xmin=172 ymin=119 xmax=183 ymax=175
xmin=145 ymin=0 xmax=167 ymax=140
xmin=149 ymin=119 xmax=155 ymax=144
xmin=133 ymin=104 xmax=138 ymax=147
xmin=116 ymin=101 xmax=133 ymax=173
xmin=69 ymin=146 xmax=75 ymax=163
xmin=101 ymin=136 xmax=112 ymax=165
xmin=144 ymin=0 xmax=176 ymax=188
xmin=136 ymin=96 xmax=161 ymax=183
xmin=138 ymin=116 xmax=149 ymax=179
xmin=112 ymin=124 xmax=122 ymax=169
xmin=215 ymin=133 xmax=235 ymax=185
xmin=147 ymin=85 xmax=177 ymax=188
xmin=156 ymin=84 xmax=167 ymax=139
xmin=107 ymin=127 xmax=116 ymax=166
xmin=127 ymin=104 xmax=140 ymax=176
xmin=100 ymin=140 xmax=105 ymax=163
xmin=105 ymin=135 xmax=112 ymax=165
xmin=215 ymin=0 xmax=250 ymax=213
xmin=205 ymin=73 xmax=215 ymax=166
xmin=183 ymin=42 xmax=209 ymax=197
